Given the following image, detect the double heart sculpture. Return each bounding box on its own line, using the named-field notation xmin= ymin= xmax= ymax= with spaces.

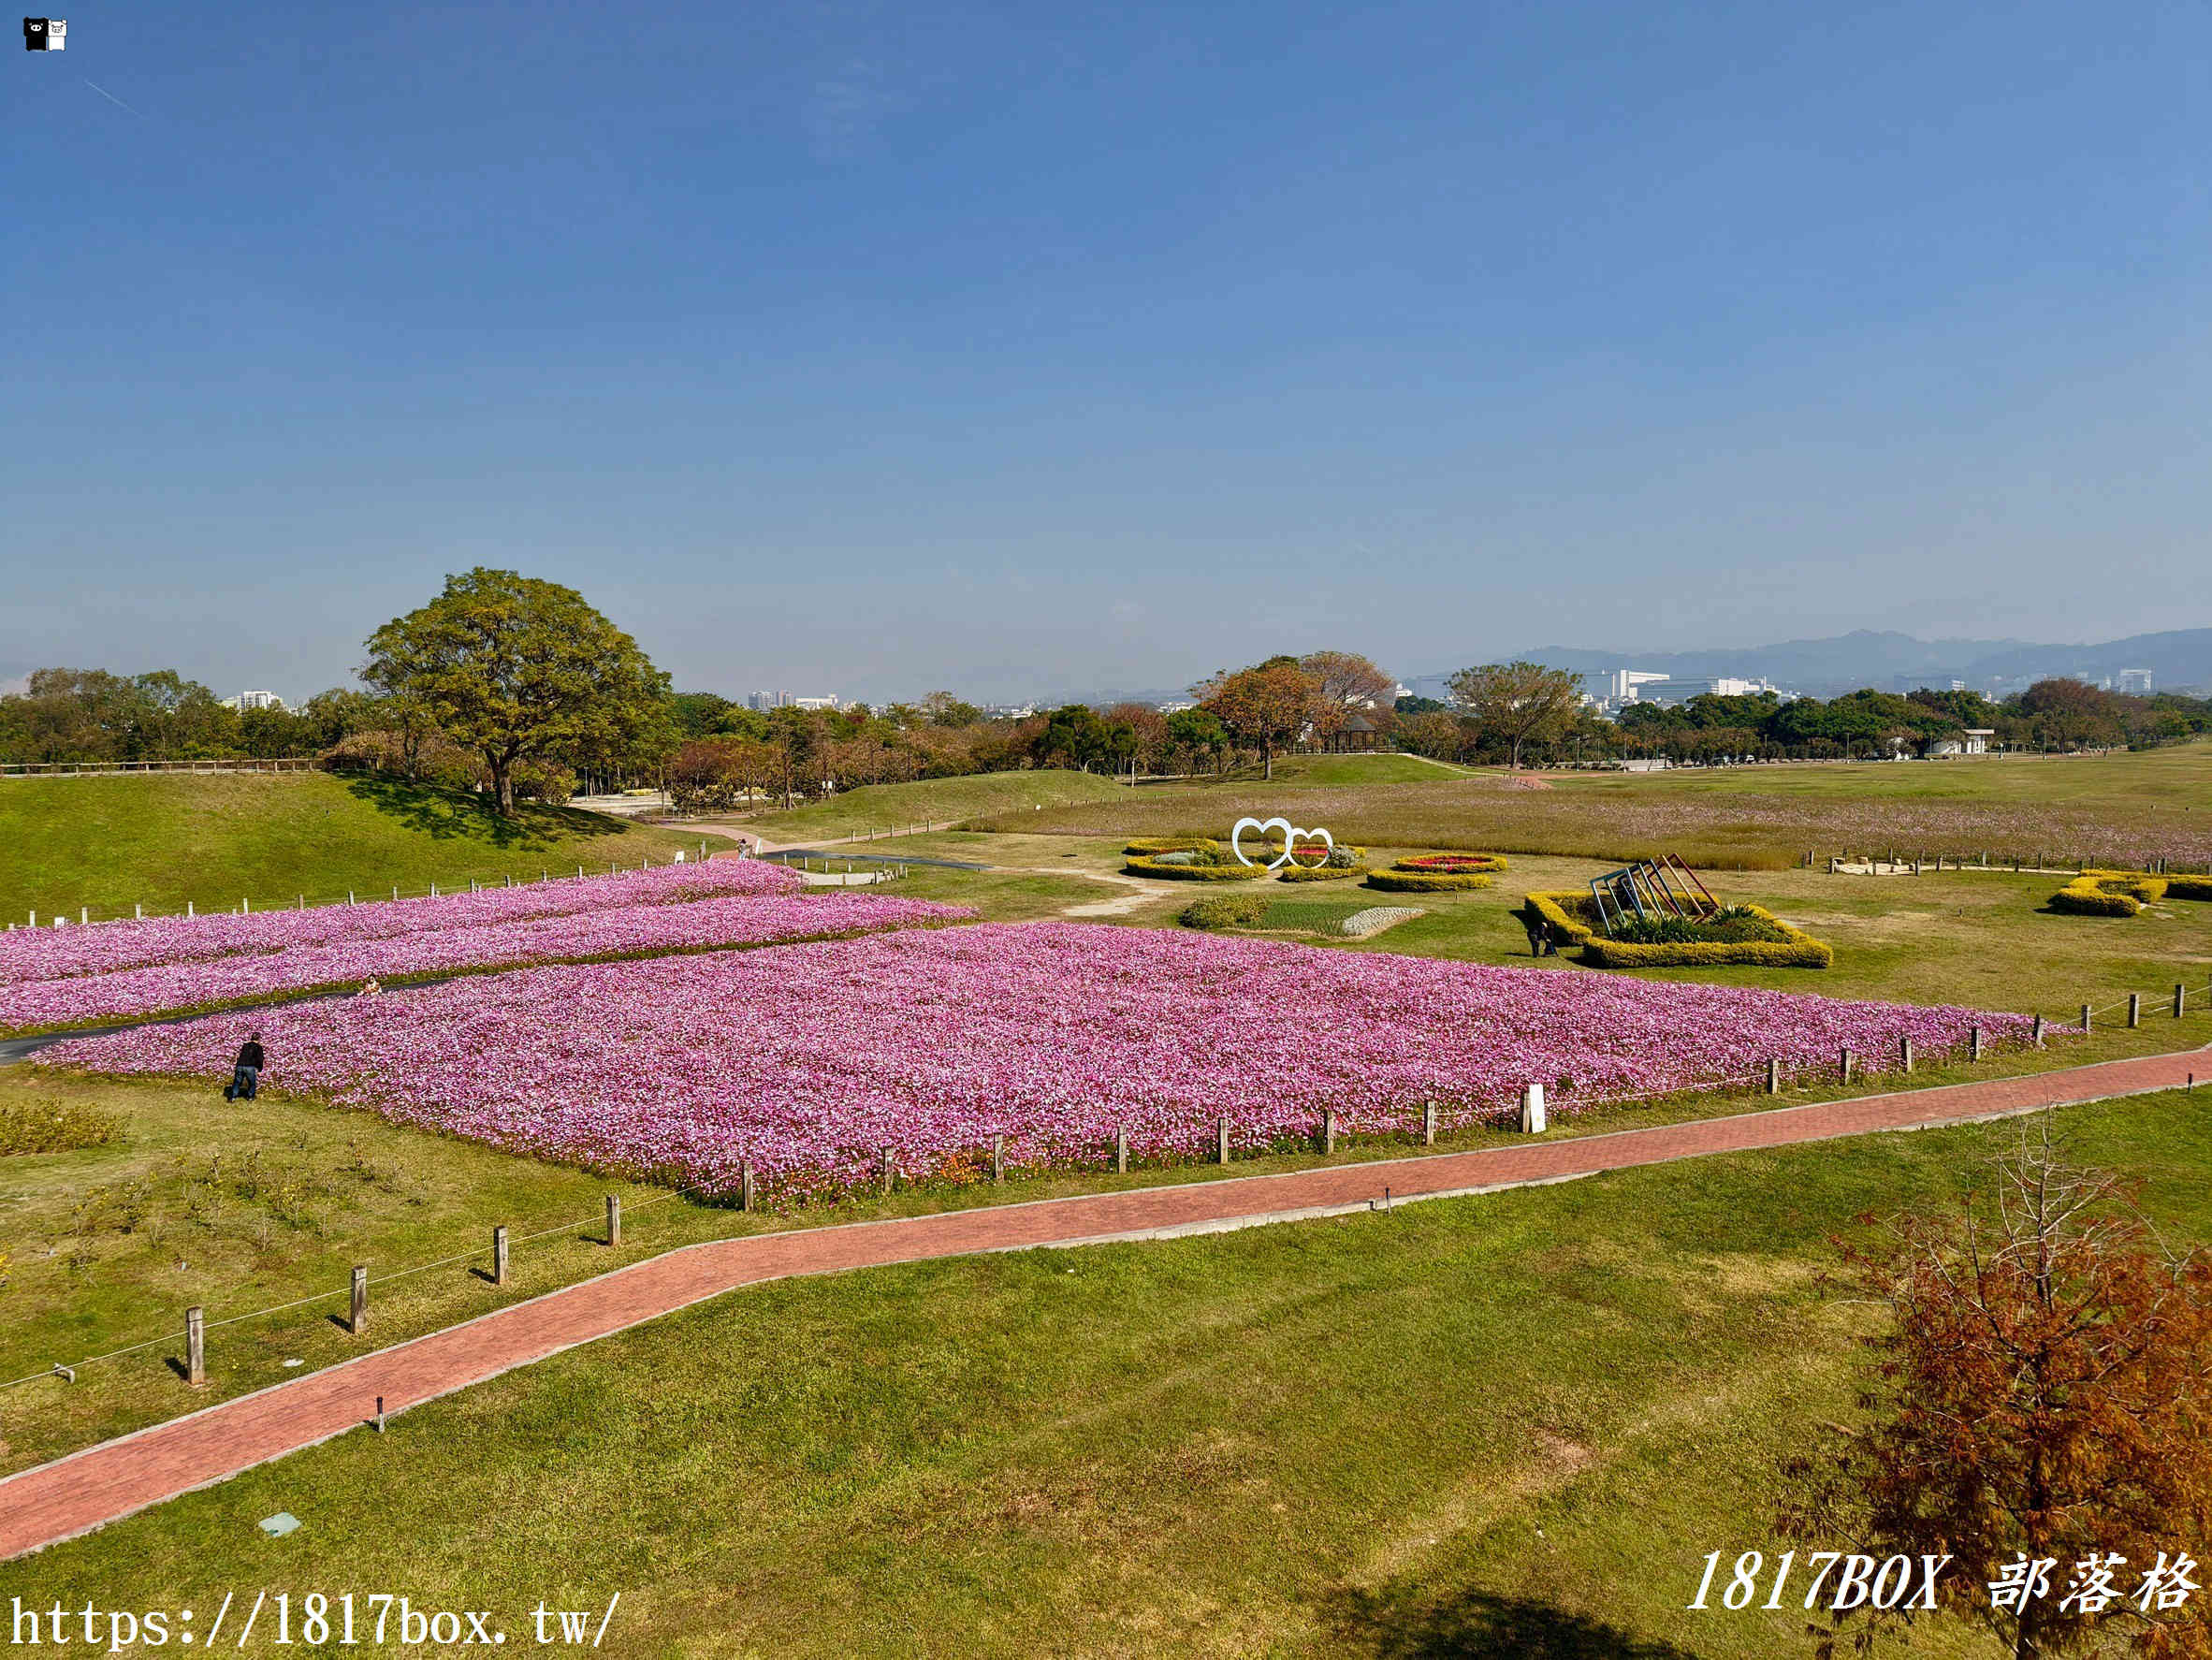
xmin=1230 ymin=816 xmax=1336 ymax=870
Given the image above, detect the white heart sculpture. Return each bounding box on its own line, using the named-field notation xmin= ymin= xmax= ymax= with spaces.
xmin=1230 ymin=816 xmax=1335 ymax=870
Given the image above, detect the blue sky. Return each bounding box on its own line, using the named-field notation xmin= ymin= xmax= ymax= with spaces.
xmin=3 ymin=1 xmax=2205 ymax=703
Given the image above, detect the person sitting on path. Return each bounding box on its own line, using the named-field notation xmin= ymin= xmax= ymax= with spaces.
xmin=357 ymin=978 xmax=382 ymax=997
xmin=225 ymin=1031 xmax=265 ymax=1100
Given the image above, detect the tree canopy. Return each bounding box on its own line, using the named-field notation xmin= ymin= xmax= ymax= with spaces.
xmin=363 ymin=569 xmax=670 ymax=814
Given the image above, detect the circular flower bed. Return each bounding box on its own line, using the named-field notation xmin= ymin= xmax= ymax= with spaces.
xmin=1365 ymin=868 xmax=1492 ymax=893
xmin=1394 ymin=853 xmax=1508 ymax=874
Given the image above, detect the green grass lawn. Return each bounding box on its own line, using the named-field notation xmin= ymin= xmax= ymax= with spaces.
xmin=980 ymin=742 xmax=2212 ymax=870
xmin=0 ymin=773 xmax=733 ymax=923
xmin=1218 ymin=751 xmax=1480 ymax=786
xmin=7 ymin=1088 xmax=2203 ymax=1659
xmin=692 ymin=770 xmax=1130 ymax=842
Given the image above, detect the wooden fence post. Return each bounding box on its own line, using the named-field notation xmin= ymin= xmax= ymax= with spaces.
xmin=1114 ymin=1126 xmax=1128 ymax=1174
xmin=880 ymin=1146 xmax=895 ymax=1195
xmin=2081 ymin=1002 xmax=2092 ymax=1032
xmin=1422 ymin=1100 xmax=1437 ymax=1146
xmin=1767 ymin=1057 xmax=1781 ymax=1095
xmin=1840 ymin=1046 xmax=1855 ymax=1083
xmin=349 ymin=1264 xmax=368 ymax=1334
xmin=1970 ymin=1026 xmax=1984 ymax=1062
xmin=493 ymin=1225 xmax=509 ymax=1286
xmin=740 ymin=1161 xmax=756 ymax=1211
xmin=1899 ymin=1036 xmax=1914 ymax=1074
xmin=2176 ymin=983 xmax=2188 ymax=1018
xmin=991 ymin=1135 xmax=1004 ymax=1185
xmin=604 ymin=1194 xmax=621 ymax=1246
xmin=2032 ymin=1014 xmax=2045 ymax=1047
xmin=185 ymin=1305 xmax=205 ymax=1386
xmin=1217 ymin=1116 xmax=1230 ymax=1164
xmin=2128 ymin=992 xmax=2141 ymax=1029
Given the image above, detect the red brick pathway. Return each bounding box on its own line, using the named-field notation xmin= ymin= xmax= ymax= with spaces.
xmin=2 ymin=1048 xmax=2202 ymax=1562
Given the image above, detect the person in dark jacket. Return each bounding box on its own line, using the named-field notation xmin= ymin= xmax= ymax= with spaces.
xmin=226 ymin=1032 xmax=265 ymax=1100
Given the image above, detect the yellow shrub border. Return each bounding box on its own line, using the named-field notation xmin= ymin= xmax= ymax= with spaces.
xmin=1365 ymin=869 xmax=1492 ymax=893
xmin=1124 ymin=837 xmax=1218 ymax=856
xmin=1123 ymin=854 xmax=1270 ymax=881
xmin=1523 ymin=891 xmax=1832 ymax=968
xmin=2047 ymin=868 xmax=2212 ymax=915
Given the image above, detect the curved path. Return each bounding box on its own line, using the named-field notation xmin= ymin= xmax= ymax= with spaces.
xmin=1 ymin=1047 xmax=2203 ymax=1562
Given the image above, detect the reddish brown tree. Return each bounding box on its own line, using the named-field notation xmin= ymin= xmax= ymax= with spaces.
xmin=1196 ymin=658 xmax=1318 ymax=779
xmin=1298 ymin=649 xmax=1396 ymax=738
xmin=1781 ymin=1121 xmax=2212 ymax=1660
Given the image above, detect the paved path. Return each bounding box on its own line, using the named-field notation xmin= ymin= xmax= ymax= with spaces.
xmin=2 ymin=1047 xmax=2203 ymax=1562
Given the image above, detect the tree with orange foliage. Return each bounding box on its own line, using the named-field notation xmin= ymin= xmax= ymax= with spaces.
xmin=1196 ymin=657 xmax=1318 ymax=780
xmin=1781 ymin=1119 xmax=2212 ymax=1659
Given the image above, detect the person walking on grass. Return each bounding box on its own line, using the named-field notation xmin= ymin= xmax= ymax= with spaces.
xmin=226 ymin=1031 xmax=265 ymax=1100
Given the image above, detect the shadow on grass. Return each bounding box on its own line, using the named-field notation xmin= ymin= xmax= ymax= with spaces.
xmin=343 ymin=775 xmax=633 ymax=849
xmin=1327 ymin=1585 xmax=1702 ymax=1660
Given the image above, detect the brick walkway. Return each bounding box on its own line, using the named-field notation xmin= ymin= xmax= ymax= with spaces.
xmin=2 ymin=1047 xmax=2202 ymax=1562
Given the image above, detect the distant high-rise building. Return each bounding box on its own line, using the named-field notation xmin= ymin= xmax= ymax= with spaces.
xmin=2117 ymin=668 xmax=2154 ymax=694
xmin=222 ymin=689 xmax=287 ymax=712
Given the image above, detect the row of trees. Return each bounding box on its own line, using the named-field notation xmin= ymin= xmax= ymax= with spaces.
xmin=10 ymin=572 xmax=2212 ymax=803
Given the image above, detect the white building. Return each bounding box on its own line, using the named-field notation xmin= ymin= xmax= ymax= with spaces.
xmin=222 ymin=690 xmax=288 ymax=712
xmin=748 ymin=691 xmax=841 ymax=711
xmin=2116 ymin=668 xmax=2153 ymax=694
xmin=1581 ymin=669 xmax=1670 ymax=706
xmin=1638 ymin=676 xmax=1774 ymax=706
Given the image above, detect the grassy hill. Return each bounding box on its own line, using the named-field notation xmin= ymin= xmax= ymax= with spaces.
xmin=7 ymin=1086 xmax=2203 ymax=1657
xmin=704 ymin=769 xmax=1130 ymax=842
xmin=984 ymin=743 xmax=2212 ymax=871
xmin=0 ymin=772 xmax=733 ymax=923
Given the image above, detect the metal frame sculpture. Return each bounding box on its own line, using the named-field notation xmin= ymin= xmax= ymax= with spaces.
xmin=1587 ymin=854 xmax=1719 ymax=936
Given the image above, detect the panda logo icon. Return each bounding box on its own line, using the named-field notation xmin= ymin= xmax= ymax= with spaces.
xmin=23 ymin=17 xmax=65 ymax=51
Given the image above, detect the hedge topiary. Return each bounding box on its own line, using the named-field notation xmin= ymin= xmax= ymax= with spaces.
xmin=1179 ymin=895 xmax=1271 ymax=929
xmin=1124 ymin=854 xmax=1269 ymax=881
xmin=1364 ymin=868 xmax=1492 ymax=893
xmin=1279 ymin=864 xmax=1366 ymax=882
xmin=1521 ymin=891 xmax=1831 ymax=968
xmin=2052 ymin=873 xmax=2149 ymax=915
xmin=1125 ymin=837 xmax=1219 ymax=856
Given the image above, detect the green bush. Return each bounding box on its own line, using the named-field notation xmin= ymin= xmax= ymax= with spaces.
xmin=1279 ymin=864 xmax=1365 ymax=882
xmin=1364 ymin=869 xmax=1492 ymax=892
xmin=1179 ymin=895 xmax=1272 ymax=929
xmin=2165 ymin=875 xmax=2212 ymax=900
xmin=1125 ymin=855 xmax=1269 ymax=881
xmin=1610 ymin=905 xmax=1789 ymax=945
xmin=1125 ymin=837 xmax=1218 ymax=856
xmin=0 ymin=1096 xmax=123 ymax=1157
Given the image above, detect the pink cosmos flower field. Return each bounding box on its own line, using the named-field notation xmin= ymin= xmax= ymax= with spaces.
xmin=0 ymin=890 xmax=970 ymax=1033
xmin=38 ymin=921 xmax=2036 ymax=1203
xmin=0 ymin=860 xmax=802 ymax=985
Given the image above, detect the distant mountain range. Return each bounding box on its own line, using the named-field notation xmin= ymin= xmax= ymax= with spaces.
xmin=1409 ymin=629 xmax=2212 ymax=699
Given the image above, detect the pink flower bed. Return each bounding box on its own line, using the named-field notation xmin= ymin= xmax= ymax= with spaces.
xmin=0 ymin=891 xmax=970 ymax=1033
xmin=0 ymin=861 xmax=800 ymax=985
xmin=38 ymin=922 xmax=2037 ymax=1203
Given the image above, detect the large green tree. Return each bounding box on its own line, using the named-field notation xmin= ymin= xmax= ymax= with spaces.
xmin=1447 ymin=661 xmax=1583 ymax=768
xmin=363 ymin=569 xmax=669 ymax=814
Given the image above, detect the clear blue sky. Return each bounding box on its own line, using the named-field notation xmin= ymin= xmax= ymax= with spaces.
xmin=3 ymin=1 xmax=2205 ymax=703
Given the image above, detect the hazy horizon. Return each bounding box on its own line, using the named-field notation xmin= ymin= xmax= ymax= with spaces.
xmin=6 ymin=3 xmax=2207 ymax=703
